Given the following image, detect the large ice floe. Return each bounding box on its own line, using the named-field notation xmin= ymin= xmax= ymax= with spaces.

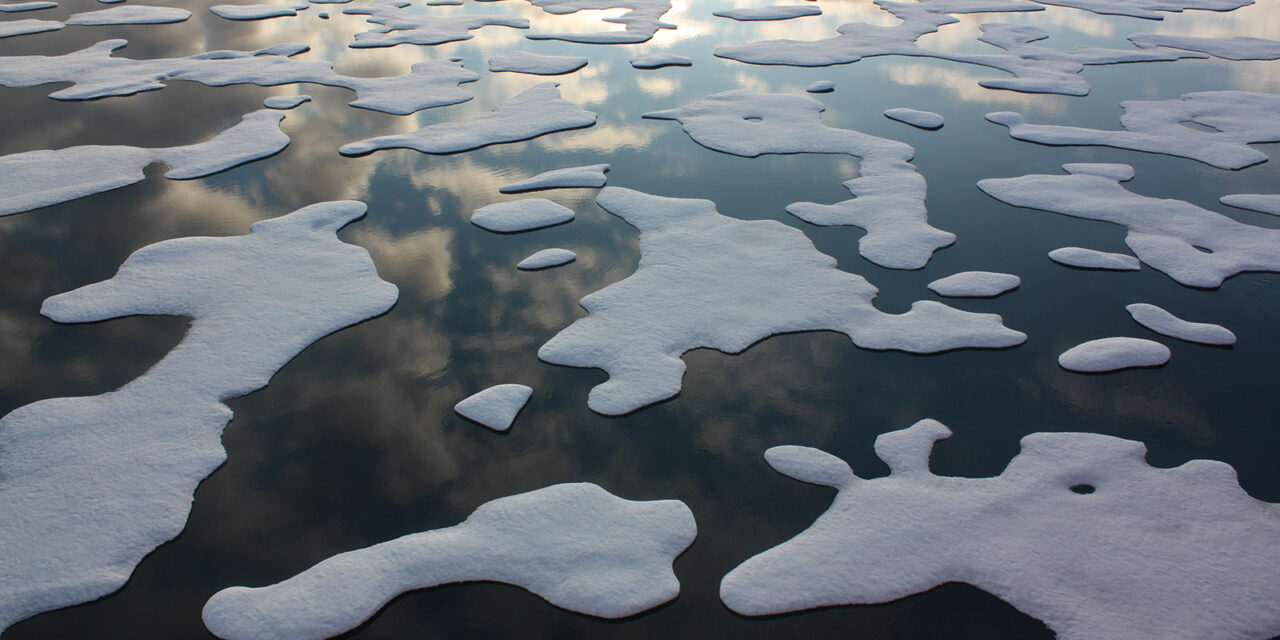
xmin=202 ymin=483 xmax=696 ymax=640
xmin=0 ymin=108 xmax=290 ymax=216
xmin=500 ymin=163 xmax=609 ymax=193
xmin=1128 ymin=33 xmax=1280 ymax=60
xmin=0 ymin=18 xmax=62 ymax=38
xmin=340 ymin=83 xmax=596 ymax=156
xmin=454 ymin=384 xmax=533 ymax=431
xmin=0 ymin=202 xmax=399 ymax=632
xmin=720 ymin=419 xmax=1280 ymax=640
xmin=471 ymin=198 xmax=575 ymax=232
xmin=978 ymin=164 xmax=1280 ymax=288
xmin=64 ymin=5 xmax=192 ymax=24
xmin=1126 ymin=303 xmax=1236 ymax=346
xmin=0 ymin=39 xmax=479 ymax=115
xmin=538 ymin=187 xmax=1025 ymax=415
xmin=986 ymin=91 xmax=1280 ymax=170
xmin=489 ymin=51 xmax=588 ymax=75
xmin=645 ymin=90 xmax=953 ymax=270
xmin=522 ymin=0 xmax=675 ymax=44
xmin=342 ymin=0 xmax=528 ymax=47
xmin=1058 ymin=336 xmax=1171 ymax=372
xmin=1031 ymin=0 xmax=1251 ymax=19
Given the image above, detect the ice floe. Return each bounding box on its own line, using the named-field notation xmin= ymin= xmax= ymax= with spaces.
xmin=65 ymin=5 xmax=191 ymax=24
xmin=713 ymin=4 xmax=821 ymax=21
xmin=884 ymin=107 xmax=943 ymax=129
xmin=720 ymin=419 xmax=1280 ymax=640
xmin=1128 ymin=33 xmax=1280 ymax=60
xmin=344 ymin=0 xmax=528 ymax=47
xmin=471 ymin=199 xmax=575 ymax=233
xmin=927 ymin=271 xmax=1020 ymax=297
xmin=539 ymin=187 xmax=1025 ymax=415
xmin=211 ymin=3 xmax=307 ymax=20
xmin=805 ymin=80 xmax=835 ymax=92
xmin=203 ymin=483 xmax=695 ymax=639
xmin=1126 ymin=303 xmax=1235 ymax=346
xmin=1048 ymin=247 xmax=1141 ymax=271
xmin=0 ymin=2 xmax=55 ymax=12
xmin=0 ymin=109 xmax=289 ymax=216
xmin=645 ymin=90 xmax=953 ymax=269
xmin=454 ymin=384 xmax=533 ymax=431
xmin=978 ymin=164 xmax=1280 ymax=288
xmin=1030 ymin=0 xmax=1251 ymax=19
xmin=630 ymin=52 xmax=692 ymax=69
xmin=1058 ymin=337 xmax=1170 ymax=372
xmin=1221 ymin=194 xmax=1280 ymax=215
xmin=523 ymin=0 xmax=674 ymax=44
xmin=986 ymin=91 xmax=1280 ymax=170
xmin=340 ymin=83 xmax=596 ymax=156
xmin=265 ymin=93 xmax=311 ymax=109
xmin=489 ymin=51 xmax=588 ymax=75
xmin=0 ymin=18 xmax=62 ymax=37
xmin=0 ymin=202 xmax=398 ymax=632
xmin=500 ymin=163 xmax=609 ymax=193
xmin=518 ymin=248 xmax=577 ymax=270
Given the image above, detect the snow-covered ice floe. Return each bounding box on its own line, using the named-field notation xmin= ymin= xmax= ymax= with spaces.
xmin=630 ymin=52 xmax=692 ymax=69
xmin=928 ymin=271 xmax=1020 ymax=297
xmin=203 ymin=483 xmax=696 ymax=639
xmin=1058 ymin=337 xmax=1170 ymax=372
xmin=518 ymin=248 xmax=577 ymax=270
xmin=1048 ymin=247 xmax=1140 ymax=271
xmin=1128 ymin=33 xmax=1280 ymax=60
xmin=500 ymin=163 xmax=609 ymax=193
xmin=0 ymin=2 xmax=57 ymax=12
xmin=713 ymin=4 xmax=821 ymax=21
xmin=1031 ymin=0 xmax=1251 ymax=19
xmin=0 ymin=18 xmax=63 ymax=37
xmin=0 ymin=202 xmax=398 ymax=632
xmin=721 ymin=419 xmax=1280 ymax=640
xmin=523 ymin=0 xmax=674 ymax=44
xmin=343 ymin=0 xmax=528 ymax=47
xmin=884 ymin=107 xmax=943 ymax=129
xmin=455 ymin=384 xmax=533 ymax=431
xmin=64 ymin=5 xmax=191 ymax=24
xmin=1126 ymin=303 xmax=1235 ymax=346
xmin=471 ymin=198 xmax=575 ymax=232
xmin=211 ymin=3 xmax=308 ymax=21
xmin=1221 ymin=194 xmax=1280 ymax=216
xmin=489 ymin=51 xmax=588 ymax=75
xmin=805 ymin=80 xmax=834 ymax=93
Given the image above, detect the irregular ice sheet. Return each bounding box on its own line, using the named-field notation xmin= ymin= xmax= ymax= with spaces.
xmin=340 ymin=83 xmax=596 ymax=156
xmin=986 ymin=91 xmax=1280 ymax=170
xmin=1048 ymin=247 xmax=1141 ymax=271
xmin=454 ymin=384 xmax=533 ymax=431
xmin=523 ymin=0 xmax=674 ymax=44
xmin=1059 ymin=337 xmax=1170 ymax=372
xmin=720 ymin=419 xmax=1280 ymax=640
xmin=500 ymin=163 xmax=609 ymax=193
xmin=0 ymin=202 xmax=398 ymax=632
xmin=518 ymin=248 xmax=577 ymax=270
xmin=1031 ymin=0 xmax=1251 ymax=19
xmin=265 ymin=93 xmax=310 ymax=109
xmin=1128 ymin=33 xmax=1280 ymax=60
xmin=0 ymin=18 xmax=62 ymax=37
xmin=539 ymin=187 xmax=1025 ymax=415
xmin=471 ymin=199 xmax=575 ymax=233
xmin=343 ymin=0 xmax=527 ymax=47
xmin=65 ymin=5 xmax=191 ymax=24
xmin=0 ymin=109 xmax=289 ymax=216
xmin=630 ymin=52 xmax=691 ymax=69
xmin=927 ymin=271 xmax=1020 ymax=297
xmin=713 ymin=4 xmax=821 ymax=21
xmin=489 ymin=51 xmax=587 ymax=75
xmin=203 ymin=483 xmax=696 ymax=639
xmin=978 ymin=164 xmax=1280 ymax=288
xmin=211 ymin=3 xmax=307 ymax=20
xmin=645 ymin=90 xmax=953 ymax=270
xmin=1221 ymin=194 xmax=1280 ymax=215
xmin=1126 ymin=303 xmax=1235 ymax=346
xmin=0 ymin=39 xmax=479 ymax=115
xmin=805 ymin=80 xmax=834 ymax=92
xmin=0 ymin=2 xmax=56 ymax=12
xmin=884 ymin=107 xmax=943 ymax=129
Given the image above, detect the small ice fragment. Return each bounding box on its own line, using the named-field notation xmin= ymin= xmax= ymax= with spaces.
xmin=471 ymin=199 xmax=575 ymax=233
xmin=927 ymin=271 xmax=1020 ymax=297
xmin=1220 ymin=194 xmax=1280 ymax=216
xmin=1048 ymin=247 xmax=1141 ymax=271
xmin=1128 ymin=33 xmax=1280 ymax=61
xmin=630 ymin=52 xmax=692 ymax=69
xmin=0 ymin=18 xmax=63 ymax=37
xmin=1058 ymin=337 xmax=1170 ymax=372
xmin=713 ymin=4 xmax=821 ymax=20
xmin=1125 ymin=303 xmax=1235 ymax=346
xmin=455 ymin=384 xmax=533 ymax=431
xmin=500 ymin=164 xmax=609 ymax=193
xmin=884 ymin=107 xmax=943 ymax=130
xmin=264 ymin=94 xmax=310 ymax=109
xmin=489 ymin=51 xmax=588 ymax=75
xmin=805 ymin=80 xmax=834 ymax=93
xmin=0 ymin=2 xmax=56 ymax=12
xmin=518 ymin=248 xmax=576 ymax=270
xmin=65 ymin=5 xmax=192 ymax=25
xmin=211 ymin=4 xmax=306 ymax=20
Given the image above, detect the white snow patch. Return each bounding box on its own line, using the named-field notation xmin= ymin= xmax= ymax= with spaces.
xmin=489 ymin=51 xmax=588 ymax=75
xmin=0 ymin=2 xmax=55 ymax=12
xmin=472 ymin=199 xmax=575 ymax=233
xmin=0 ymin=18 xmax=62 ymax=37
xmin=265 ymin=93 xmax=310 ymax=109
xmin=518 ymin=248 xmax=577 ymax=270
xmin=927 ymin=271 xmax=1020 ymax=297
xmin=523 ymin=0 xmax=674 ymax=44
xmin=1048 ymin=247 xmax=1141 ymax=271
xmin=1129 ymin=33 xmax=1280 ymax=60
xmin=884 ymin=107 xmax=943 ymax=129
xmin=1221 ymin=194 xmax=1280 ymax=216
xmin=713 ymin=4 xmax=821 ymax=21
xmin=1058 ymin=337 xmax=1170 ymax=372
xmin=500 ymin=163 xmax=609 ymax=193
xmin=343 ymin=0 xmax=527 ymax=47
xmin=454 ymin=384 xmax=533 ymax=431
xmin=211 ymin=3 xmax=307 ymax=20
xmin=65 ymin=5 xmax=192 ymax=25
xmin=1126 ymin=303 xmax=1235 ymax=346
xmin=630 ymin=52 xmax=691 ymax=69
xmin=805 ymin=80 xmax=834 ymax=92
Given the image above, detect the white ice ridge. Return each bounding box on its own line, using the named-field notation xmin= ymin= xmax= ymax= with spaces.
xmin=500 ymin=163 xmax=609 ymax=193
xmin=977 ymin=164 xmax=1280 ymax=288
xmin=630 ymin=52 xmax=691 ymax=69
xmin=0 ymin=18 xmax=62 ymax=37
xmin=518 ymin=248 xmax=577 ymax=270
xmin=713 ymin=5 xmax=821 ymax=21
xmin=1126 ymin=303 xmax=1235 ymax=346
xmin=454 ymin=384 xmax=533 ymax=431
xmin=0 ymin=202 xmax=398 ymax=632
xmin=0 ymin=2 xmax=56 ymax=12
xmin=1048 ymin=247 xmax=1140 ymax=271
xmin=538 ymin=187 xmax=1025 ymax=415
xmin=0 ymin=39 xmax=479 ymax=115
xmin=522 ymin=0 xmax=675 ymax=44
xmin=342 ymin=0 xmax=528 ymax=47
xmin=1058 ymin=337 xmax=1170 ymax=372
xmin=927 ymin=271 xmax=1020 ymax=297
xmin=1221 ymin=194 xmax=1280 ymax=216
xmin=884 ymin=107 xmax=943 ymax=129
xmin=65 ymin=5 xmax=191 ymax=24
xmin=211 ymin=3 xmax=308 ymax=20
xmin=806 ymin=80 xmax=834 ymax=92
xmin=720 ymin=419 xmax=1280 ymax=640
xmin=644 ymin=90 xmax=953 ymax=270
xmin=489 ymin=51 xmax=588 ymax=75
xmin=0 ymin=109 xmax=290 ymax=217
xmin=986 ymin=91 xmax=1280 ymax=170
xmin=203 ymin=483 xmax=696 ymax=639
xmin=339 ymin=83 xmax=597 ymax=156
xmin=471 ymin=199 xmax=575 ymax=233
xmin=265 ymin=93 xmax=311 ymax=109
xmin=1031 ymin=0 xmax=1250 ymax=19
xmin=1128 ymin=33 xmax=1280 ymax=60
xmin=713 ymin=1 xmax=1202 ymax=96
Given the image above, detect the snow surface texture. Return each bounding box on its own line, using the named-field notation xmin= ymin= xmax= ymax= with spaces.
xmin=1031 ymin=0 xmax=1250 ymax=19
xmin=1048 ymin=247 xmax=1141 ymax=271
xmin=1128 ymin=33 xmax=1280 ymax=60
xmin=884 ymin=107 xmax=943 ymax=129
xmin=454 ymin=384 xmax=533 ymax=431
xmin=978 ymin=164 xmax=1280 ymax=288
xmin=523 ymin=0 xmax=674 ymax=44
xmin=0 ymin=202 xmax=399 ymax=632
xmin=343 ymin=0 xmax=528 ymax=47
xmin=927 ymin=271 xmax=1020 ymax=297
xmin=720 ymin=419 xmax=1280 ymax=640
xmin=1058 ymin=337 xmax=1170 ymax=372
xmin=471 ymin=199 xmax=575 ymax=233
xmin=211 ymin=3 xmax=307 ymax=20
xmin=713 ymin=1 xmax=1200 ymax=96
xmin=265 ymin=93 xmax=310 ymax=109
xmin=539 ymin=187 xmax=1025 ymax=415
xmin=489 ymin=51 xmax=588 ymax=75
xmin=0 ymin=39 xmax=479 ymax=115
xmin=0 ymin=109 xmax=289 ymax=216
xmin=630 ymin=52 xmax=691 ymax=69
xmin=645 ymin=90 xmax=953 ymax=270
xmin=806 ymin=80 xmax=834 ymax=92
xmin=64 ymin=5 xmax=191 ymax=24
xmin=986 ymin=91 xmax=1280 ymax=170
xmin=1222 ymin=194 xmax=1280 ymax=215
xmin=340 ymin=83 xmax=597 ymax=156
xmin=713 ymin=4 xmax=821 ymax=21
xmin=0 ymin=2 xmax=56 ymax=12
xmin=0 ymin=18 xmax=62 ymax=37
xmin=518 ymin=248 xmax=577 ymax=270
xmin=500 ymin=163 xmax=609 ymax=193
xmin=1126 ymin=303 xmax=1235 ymax=346
xmin=203 ymin=483 xmax=696 ymax=640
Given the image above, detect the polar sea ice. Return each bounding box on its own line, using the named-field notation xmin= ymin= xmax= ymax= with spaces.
xmin=523 ymin=0 xmax=675 ymax=44
xmin=454 ymin=384 xmax=533 ymax=431
xmin=518 ymin=248 xmax=577 ymax=270
xmin=884 ymin=107 xmax=943 ymax=130
xmin=1058 ymin=337 xmax=1171 ymax=372
xmin=64 ymin=5 xmax=191 ymax=25
xmin=471 ymin=199 xmax=575 ymax=232
xmin=1126 ymin=303 xmax=1236 ymax=346
xmin=211 ymin=3 xmax=308 ymax=20
xmin=0 ymin=202 xmax=399 ymax=632
xmin=721 ymin=419 xmax=1280 ymax=640
xmin=203 ymin=483 xmax=696 ymax=640
xmin=1048 ymin=247 xmax=1141 ymax=271
xmin=489 ymin=51 xmax=588 ymax=75
xmin=343 ymin=0 xmax=528 ymax=47
xmin=927 ymin=271 xmax=1020 ymax=297
xmin=500 ymin=164 xmax=609 ymax=193
xmin=539 ymin=187 xmax=1025 ymax=415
